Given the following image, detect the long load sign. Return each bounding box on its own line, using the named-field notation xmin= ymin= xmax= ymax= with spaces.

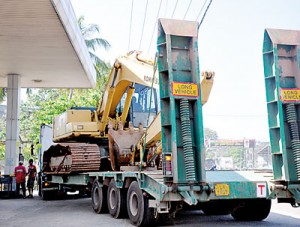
xmin=280 ymin=88 xmax=300 ymax=102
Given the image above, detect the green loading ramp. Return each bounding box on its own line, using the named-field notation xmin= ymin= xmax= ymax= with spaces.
xmin=157 ymin=19 xmax=205 ymax=185
xmin=263 ymin=28 xmax=300 ymax=205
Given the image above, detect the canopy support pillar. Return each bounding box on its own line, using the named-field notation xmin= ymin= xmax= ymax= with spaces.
xmin=5 ymin=74 xmax=21 ymax=175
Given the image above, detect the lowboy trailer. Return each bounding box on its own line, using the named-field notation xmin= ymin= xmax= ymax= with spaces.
xmin=38 ymin=19 xmax=300 ymax=226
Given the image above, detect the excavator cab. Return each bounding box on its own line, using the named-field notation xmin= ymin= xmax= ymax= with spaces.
xmin=115 ymin=83 xmax=159 ymax=128
xmin=130 ymin=84 xmax=159 ymax=127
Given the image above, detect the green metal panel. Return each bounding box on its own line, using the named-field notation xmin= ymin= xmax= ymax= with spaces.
xmin=208 ymin=181 xmax=269 ymax=200
xmin=157 ymin=19 xmax=205 ymax=184
xmin=206 ymin=171 xmax=271 ymax=200
xmin=263 ymin=29 xmax=300 ymax=184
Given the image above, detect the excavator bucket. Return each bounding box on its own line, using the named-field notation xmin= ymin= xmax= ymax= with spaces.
xmin=108 ymin=122 xmax=144 ymax=170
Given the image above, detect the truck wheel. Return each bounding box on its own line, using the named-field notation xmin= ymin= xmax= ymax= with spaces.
xmin=202 ymin=206 xmax=231 ymax=215
xmin=92 ymin=179 xmax=108 ymax=214
xmin=107 ymin=179 xmax=126 ymax=218
xmin=38 ymin=173 xmax=42 ymax=197
xmin=202 ymin=201 xmax=232 ymax=215
xmin=42 ymin=189 xmax=59 ymax=200
xmin=38 ymin=183 xmax=42 ymax=197
xmin=127 ymin=181 xmax=156 ymax=226
xmin=41 ymin=190 xmax=52 ymax=200
xmin=231 ymin=199 xmax=271 ymax=221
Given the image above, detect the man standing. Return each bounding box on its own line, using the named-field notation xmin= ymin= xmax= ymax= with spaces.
xmin=14 ymin=161 xmax=26 ymax=198
xmin=27 ymin=159 xmax=36 ymax=198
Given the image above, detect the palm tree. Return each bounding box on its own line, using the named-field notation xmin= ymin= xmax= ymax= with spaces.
xmin=68 ymin=16 xmax=111 ymax=100
xmin=78 ymin=16 xmax=111 ymax=73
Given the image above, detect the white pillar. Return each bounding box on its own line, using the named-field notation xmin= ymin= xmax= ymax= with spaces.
xmin=4 ymin=74 xmax=21 ymax=175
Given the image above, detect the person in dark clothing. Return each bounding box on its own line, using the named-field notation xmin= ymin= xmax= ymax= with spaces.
xmin=14 ymin=161 xmax=26 ymax=198
xmin=27 ymin=159 xmax=37 ymax=198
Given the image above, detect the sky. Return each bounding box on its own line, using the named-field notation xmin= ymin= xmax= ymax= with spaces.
xmin=70 ymin=0 xmax=300 ymax=141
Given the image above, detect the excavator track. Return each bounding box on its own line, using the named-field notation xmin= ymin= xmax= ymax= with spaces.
xmin=42 ymin=143 xmax=101 ymax=174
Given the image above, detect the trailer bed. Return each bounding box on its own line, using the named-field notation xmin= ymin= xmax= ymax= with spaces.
xmin=50 ymin=169 xmax=273 ymax=202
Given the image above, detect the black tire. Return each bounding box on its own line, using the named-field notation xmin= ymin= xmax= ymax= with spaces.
xmin=127 ymin=181 xmax=157 ymax=226
xmin=121 ymin=188 xmax=128 ymax=218
xmin=202 ymin=206 xmax=231 ymax=215
xmin=41 ymin=190 xmax=54 ymax=200
xmin=38 ymin=173 xmax=42 ymax=197
xmin=107 ymin=179 xmax=127 ymax=218
xmin=92 ymin=179 xmax=108 ymax=214
xmin=157 ymin=213 xmax=171 ymax=226
xmin=38 ymin=183 xmax=42 ymax=197
xmin=41 ymin=190 xmax=49 ymax=200
xmin=231 ymin=199 xmax=271 ymax=221
xmin=202 ymin=201 xmax=232 ymax=215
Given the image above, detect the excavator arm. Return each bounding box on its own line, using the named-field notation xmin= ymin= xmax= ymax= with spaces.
xmin=97 ymin=51 xmax=159 ymax=134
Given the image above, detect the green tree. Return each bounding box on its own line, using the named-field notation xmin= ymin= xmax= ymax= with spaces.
xmin=0 ymin=89 xmax=5 ymax=103
xmin=0 ymin=117 xmax=5 ymax=160
xmin=227 ymin=147 xmax=243 ymax=169
xmin=204 ymin=127 xmax=218 ymax=140
xmin=69 ymin=16 xmax=111 ymax=100
xmin=78 ymin=15 xmax=111 ymax=73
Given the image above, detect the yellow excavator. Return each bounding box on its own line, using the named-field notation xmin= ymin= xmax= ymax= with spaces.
xmin=42 ymin=50 xmax=214 ymax=174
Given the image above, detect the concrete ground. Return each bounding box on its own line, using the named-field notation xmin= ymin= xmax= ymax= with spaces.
xmin=0 ymin=190 xmax=299 ymax=227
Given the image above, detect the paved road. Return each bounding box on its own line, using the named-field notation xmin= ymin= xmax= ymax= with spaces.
xmin=0 ymin=192 xmax=299 ymax=227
